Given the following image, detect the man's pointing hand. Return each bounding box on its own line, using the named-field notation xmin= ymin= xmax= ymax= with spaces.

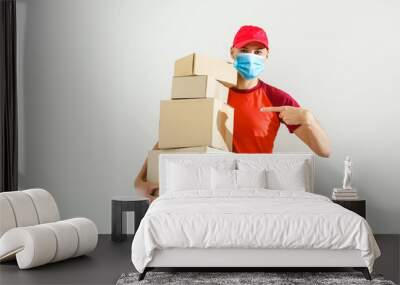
xmin=260 ymin=105 xmax=315 ymax=126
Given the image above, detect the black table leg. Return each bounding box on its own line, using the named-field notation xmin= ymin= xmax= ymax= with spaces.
xmin=112 ymin=200 xmax=127 ymax=241
xmin=134 ymin=201 xmax=149 ymax=235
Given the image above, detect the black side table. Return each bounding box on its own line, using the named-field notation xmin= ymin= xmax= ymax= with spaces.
xmin=111 ymin=196 xmax=149 ymax=242
xmin=332 ymin=199 xmax=366 ymax=219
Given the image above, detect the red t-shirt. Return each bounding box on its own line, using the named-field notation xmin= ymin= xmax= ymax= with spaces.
xmin=227 ymin=79 xmax=301 ymax=153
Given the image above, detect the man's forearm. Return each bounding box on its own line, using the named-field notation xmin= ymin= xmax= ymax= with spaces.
xmin=135 ymin=141 xmax=160 ymax=184
xmin=261 ymin=105 xmax=331 ymax=158
xmin=295 ymin=112 xmax=330 ymax=157
xmin=135 ymin=158 xmax=148 ymax=184
xmin=305 ymin=113 xmax=330 ymax=157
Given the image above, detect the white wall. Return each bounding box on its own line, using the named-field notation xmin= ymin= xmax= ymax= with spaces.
xmin=16 ymin=0 xmax=400 ymax=234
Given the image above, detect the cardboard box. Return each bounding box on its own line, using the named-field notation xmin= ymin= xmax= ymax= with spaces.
xmin=158 ymin=98 xmax=234 ymax=151
xmin=146 ymin=146 xmax=226 ymax=184
xmin=174 ymin=53 xmax=237 ymax=87
xmin=171 ymin=75 xmax=228 ymax=102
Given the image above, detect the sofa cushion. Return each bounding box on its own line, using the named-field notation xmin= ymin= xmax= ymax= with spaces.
xmin=0 ymin=196 xmax=17 ymax=237
xmin=0 ymin=191 xmax=39 ymax=227
xmin=24 ymin=189 xmax=60 ymax=223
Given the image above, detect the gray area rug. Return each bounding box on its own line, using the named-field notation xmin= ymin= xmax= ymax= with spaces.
xmin=116 ymin=271 xmax=396 ymax=285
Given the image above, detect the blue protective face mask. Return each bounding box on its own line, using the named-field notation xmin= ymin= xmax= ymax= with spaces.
xmin=233 ymin=52 xmax=265 ymax=80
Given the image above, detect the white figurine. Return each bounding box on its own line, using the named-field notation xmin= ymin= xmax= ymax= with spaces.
xmin=342 ymin=155 xmax=353 ymax=190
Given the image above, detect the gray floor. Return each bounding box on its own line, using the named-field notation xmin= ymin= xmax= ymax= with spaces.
xmin=0 ymin=234 xmax=399 ymax=285
xmin=0 ymin=235 xmax=134 ymax=285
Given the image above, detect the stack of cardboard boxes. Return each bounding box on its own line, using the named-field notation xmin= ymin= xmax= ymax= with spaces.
xmin=146 ymin=53 xmax=237 ymax=188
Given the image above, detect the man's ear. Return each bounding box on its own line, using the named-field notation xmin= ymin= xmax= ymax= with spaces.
xmin=230 ymin=47 xmax=235 ymax=60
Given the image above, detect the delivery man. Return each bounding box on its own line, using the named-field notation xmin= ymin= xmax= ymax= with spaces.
xmin=135 ymin=25 xmax=331 ymax=202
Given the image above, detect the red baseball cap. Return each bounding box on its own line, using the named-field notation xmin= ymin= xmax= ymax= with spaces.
xmin=232 ymin=25 xmax=269 ymax=50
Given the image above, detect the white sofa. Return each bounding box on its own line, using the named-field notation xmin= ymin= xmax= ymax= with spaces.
xmin=0 ymin=188 xmax=98 ymax=269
